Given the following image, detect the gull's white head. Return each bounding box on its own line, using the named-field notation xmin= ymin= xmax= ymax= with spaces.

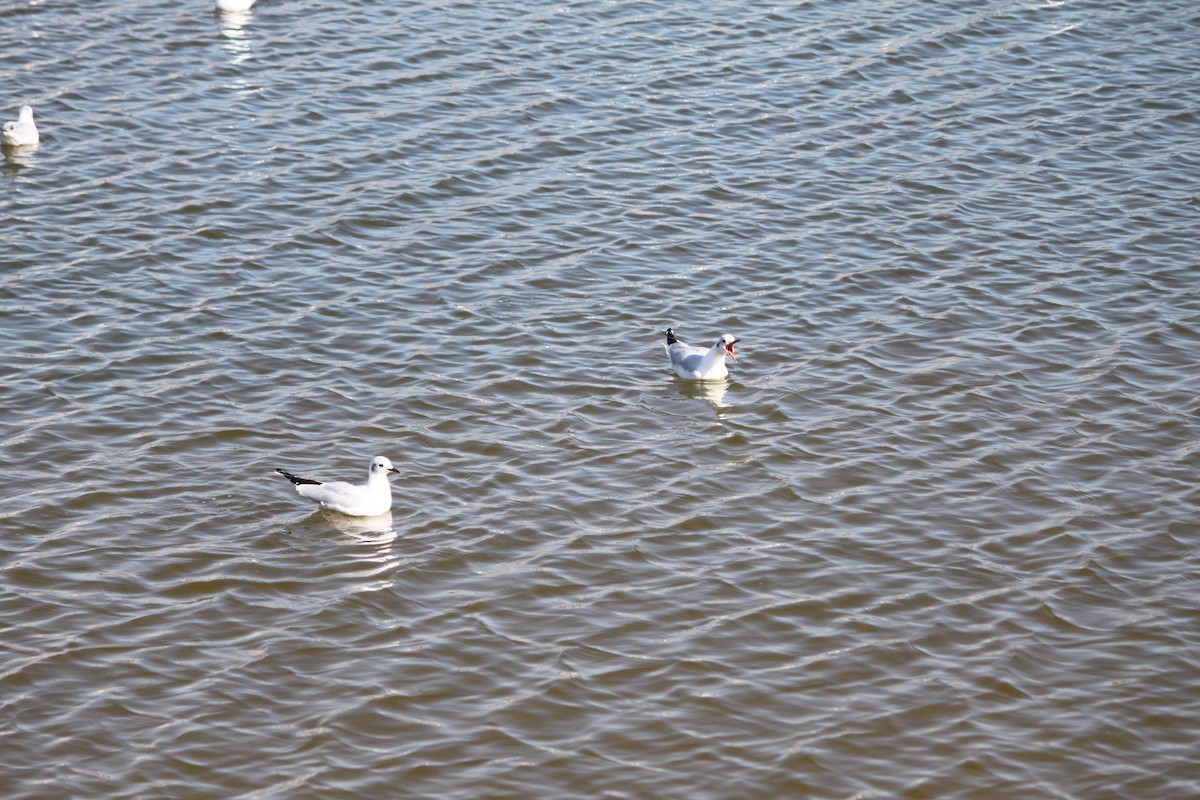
xmin=370 ymin=456 xmax=400 ymax=477
xmin=717 ymin=334 xmax=740 ymax=361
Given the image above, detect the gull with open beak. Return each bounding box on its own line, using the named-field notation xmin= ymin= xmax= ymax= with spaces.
xmin=662 ymin=328 xmax=740 ymax=380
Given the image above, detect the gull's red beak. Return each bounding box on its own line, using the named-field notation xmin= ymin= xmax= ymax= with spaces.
xmin=727 ymin=339 xmax=739 ymax=360
xmin=388 ymin=466 xmax=400 ymax=474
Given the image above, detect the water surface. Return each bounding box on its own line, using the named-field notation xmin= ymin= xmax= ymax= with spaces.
xmin=2 ymin=1 xmax=1198 ymax=797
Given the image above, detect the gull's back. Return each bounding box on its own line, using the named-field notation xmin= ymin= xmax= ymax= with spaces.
xmin=666 ymin=339 xmax=708 ymax=378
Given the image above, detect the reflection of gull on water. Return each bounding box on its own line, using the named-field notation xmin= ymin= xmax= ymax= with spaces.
xmin=3 ymin=141 xmax=39 ymax=171
xmin=676 ymin=377 xmax=731 ymax=414
xmin=318 ymin=510 xmax=398 ymax=544
xmin=217 ymin=5 xmax=256 ymax=67
xmin=290 ymin=511 xmax=402 ymax=582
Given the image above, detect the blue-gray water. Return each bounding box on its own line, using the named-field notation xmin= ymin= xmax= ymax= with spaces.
xmin=2 ymin=1 xmax=1198 ymax=797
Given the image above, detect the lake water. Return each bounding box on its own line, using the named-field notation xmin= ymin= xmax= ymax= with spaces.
xmin=2 ymin=0 xmax=1198 ymax=797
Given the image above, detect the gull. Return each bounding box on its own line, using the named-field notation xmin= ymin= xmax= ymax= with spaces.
xmin=276 ymin=456 xmax=400 ymax=517
xmin=2 ymin=106 xmax=39 ymax=147
xmin=662 ymin=327 xmax=740 ymax=380
xmin=216 ymin=0 xmax=257 ymax=12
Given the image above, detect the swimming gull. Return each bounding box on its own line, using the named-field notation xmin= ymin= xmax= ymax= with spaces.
xmin=662 ymin=328 xmax=740 ymax=381
xmin=2 ymin=106 xmax=39 ymax=147
xmin=276 ymin=456 xmax=400 ymax=517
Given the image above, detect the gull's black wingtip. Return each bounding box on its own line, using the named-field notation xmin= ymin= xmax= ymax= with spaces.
xmin=664 ymin=327 xmax=679 ymax=345
xmin=276 ymin=468 xmax=322 ymax=486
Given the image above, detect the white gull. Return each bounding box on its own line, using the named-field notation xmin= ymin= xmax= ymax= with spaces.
xmin=662 ymin=328 xmax=740 ymax=381
xmin=276 ymin=456 xmax=400 ymax=517
xmin=216 ymin=0 xmax=257 ymax=12
xmin=2 ymin=106 xmax=39 ymax=147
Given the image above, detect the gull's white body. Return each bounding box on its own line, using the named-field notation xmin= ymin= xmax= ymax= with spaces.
xmin=216 ymin=0 xmax=257 ymax=12
xmin=277 ymin=456 xmax=399 ymax=517
xmin=2 ymin=106 xmax=39 ymax=147
xmin=663 ymin=328 xmax=739 ymax=380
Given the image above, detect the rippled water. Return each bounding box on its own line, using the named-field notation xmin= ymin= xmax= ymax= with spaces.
xmin=3 ymin=0 xmax=1198 ymax=797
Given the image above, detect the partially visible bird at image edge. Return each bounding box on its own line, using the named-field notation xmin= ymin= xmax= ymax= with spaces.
xmin=2 ymin=106 xmax=39 ymax=147
xmin=216 ymin=0 xmax=257 ymax=12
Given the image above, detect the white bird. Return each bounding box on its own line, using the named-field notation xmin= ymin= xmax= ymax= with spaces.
xmin=216 ymin=0 xmax=257 ymax=12
xmin=276 ymin=456 xmax=400 ymax=517
xmin=662 ymin=328 xmax=740 ymax=380
xmin=2 ymin=106 xmax=39 ymax=147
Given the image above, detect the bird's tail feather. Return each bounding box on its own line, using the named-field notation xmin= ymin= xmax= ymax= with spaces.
xmin=276 ymin=468 xmax=322 ymax=486
xmin=655 ymin=326 xmax=679 ymax=345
